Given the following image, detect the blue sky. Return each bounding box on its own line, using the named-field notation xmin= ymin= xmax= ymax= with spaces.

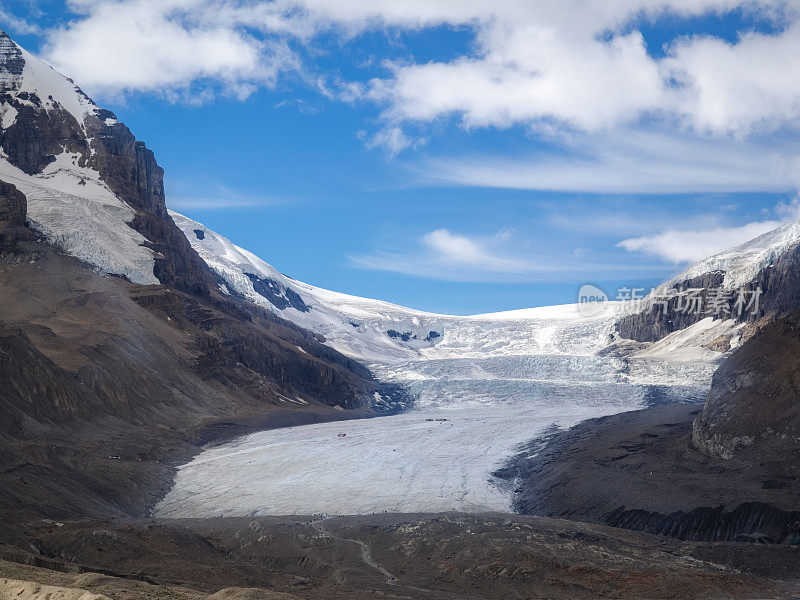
xmin=3 ymin=1 xmax=800 ymax=314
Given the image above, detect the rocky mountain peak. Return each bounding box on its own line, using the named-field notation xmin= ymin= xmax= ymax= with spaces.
xmin=0 ymin=28 xmax=25 ymax=86
xmin=0 ymin=28 xmax=217 ymax=293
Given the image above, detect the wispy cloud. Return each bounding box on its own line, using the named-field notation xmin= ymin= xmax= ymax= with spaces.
xmin=618 ymin=221 xmax=785 ymax=263
xmin=420 ymin=130 xmax=800 ymax=194
xmin=359 ymin=126 xmax=427 ymax=157
xmin=166 ymin=181 xmax=283 ymax=211
xmin=0 ymin=7 xmax=42 ymax=35
xmin=350 ymin=227 xmax=663 ymax=282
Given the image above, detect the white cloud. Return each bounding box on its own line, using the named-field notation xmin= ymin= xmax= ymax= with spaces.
xmin=353 ymin=0 xmax=800 ymax=136
xmin=422 ymin=229 xmax=530 ymax=272
xmin=664 ymin=22 xmax=800 ymax=134
xmin=165 ymin=180 xmax=283 ymax=210
xmin=0 ymin=8 xmax=42 ymax=35
xmin=618 ymin=220 xmax=784 ymax=263
xmin=350 ymin=228 xmax=549 ymax=281
xmin=367 ymin=27 xmax=665 ymax=131
xmin=361 ymin=125 xmax=424 ymax=157
xmin=617 ymin=198 xmax=800 ymax=263
xmin=28 ymin=0 xmax=800 ymax=197
xmin=42 ymin=0 xmax=302 ymax=98
xmin=37 ymin=0 xmax=800 ymax=137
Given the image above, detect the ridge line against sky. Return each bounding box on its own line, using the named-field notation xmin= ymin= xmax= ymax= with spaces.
xmin=2 ymin=0 xmax=800 ymax=313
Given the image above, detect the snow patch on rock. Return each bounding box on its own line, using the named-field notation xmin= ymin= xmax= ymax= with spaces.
xmin=16 ymin=45 xmax=99 ymax=128
xmin=0 ymin=154 xmax=157 ymax=284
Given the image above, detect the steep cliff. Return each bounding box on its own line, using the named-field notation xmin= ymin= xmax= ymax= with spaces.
xmin=617 ymin=224 xmax=800 ymax=343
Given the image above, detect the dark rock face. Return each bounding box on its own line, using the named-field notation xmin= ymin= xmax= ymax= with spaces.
xmin=194 ymin=228 xmax=205 ymax=240
xmin=605 ymin=503 xmax=800 ymax=544
xmin=616 ymin=272 xmax=725 ymax=342
xmin=0 ymin=180 xmax=25 ymax=226
xmin=387 ymin=329 xmax=415 ymax=341
xmin=0 ymin=99 xmax=88 ymax=174
xmin=83 ymin=118 xmax=219 ymax=296
xmin=0 ymin=29 xmax=25 ymax=80
xmin=129 ymin=286 xmax=405 ymax=410
xmin=424 ymin=330 xmax=440 ymax=342
xmin=693 ymin=309 xmax=800 ymax=460
xmin=617 ymin=244 xmax=800 ymax=343
xmin=243 ymin=272 xmax=310 ymax=312
xmin=503 ymin=403 xmax=800 ymax=544
xmin=0 ymin=180 xmax=32 ymax=250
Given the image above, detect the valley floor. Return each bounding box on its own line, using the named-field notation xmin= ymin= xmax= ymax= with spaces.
xmin=3 ymin=512 xmax=799 ymax=600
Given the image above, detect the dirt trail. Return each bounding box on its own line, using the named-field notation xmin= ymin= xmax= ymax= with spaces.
xmin=307 ymin=517 xmax=439 ymax=596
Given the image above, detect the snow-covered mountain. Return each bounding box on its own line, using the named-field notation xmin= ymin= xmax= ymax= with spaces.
xmin=618 ymin=220 xmax=800 ymax=343
xmin=172 ymin=211 xmax=748 ymax=413
xmin=1 ymin=23 xmax=796 ymax=414
xmin=157 ymin=212 xmax=800 ymax=517
xmin=160 ymin=214 xmax=800 ymax=517
xmin=668 ymin=220 xmax=800 ymax=291
xmin=0 ymin=27 xmax=408 ymax=422
xmin=4 ymin=25 xmax=800 ymax=520
xmin=0 ymin=29 xmax=159 ymax=285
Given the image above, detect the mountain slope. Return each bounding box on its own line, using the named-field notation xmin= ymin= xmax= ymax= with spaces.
xmin=618 ymin=220 xmax=800 ymax=343
xmin=0 ymin=28 xmax=409 ymax=520
xmin=0 ymin=26 xmax=403 ymax=413
xmin=502 ymin=222 xmax=800 ymax=543
xmin=173 ymin=212 xmax=740 ymax=365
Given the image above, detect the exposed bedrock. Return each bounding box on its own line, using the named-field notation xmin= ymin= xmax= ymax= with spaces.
xmin=0 ymin=180 xmax=32 ymax=250
xmin=504 ymin=403 xmax=800 ymax=544
xmin=617 ymin=243 xmax=800 ymax=343
xmin=605 ymin=502 xmax=800 ymax=544
xmin=692 ymin=308 xmax=800 ymax=461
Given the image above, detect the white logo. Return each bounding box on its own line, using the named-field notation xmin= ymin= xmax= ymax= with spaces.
xmin=577 ymin=284 xmax=609 ymax=318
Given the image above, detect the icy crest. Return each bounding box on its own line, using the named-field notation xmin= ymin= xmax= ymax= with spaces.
xmin=666 ymin=220 xmax=800 ymax=290
xmin=0 ymin=28 xmax=98 ymax=129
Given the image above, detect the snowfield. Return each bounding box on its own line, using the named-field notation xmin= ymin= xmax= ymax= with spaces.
xmin=0 ymin=154 xmax=158 ymax=285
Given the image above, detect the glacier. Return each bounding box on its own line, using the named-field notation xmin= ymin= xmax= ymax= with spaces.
xmin=0 ymin=26 xmax=796 ymax=519
xmin=156 ymin=217 xmax=743 ymax=517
